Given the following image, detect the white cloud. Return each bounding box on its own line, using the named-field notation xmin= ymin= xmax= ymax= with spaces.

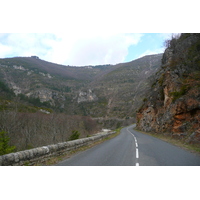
xmin=137 ymin=47 xmax=165 ymax=59
xmin=0 ymin=43 xmax=12 ymax=58
xmin=60 ymin=33 xmax=143 ymax=66
xmin=158 ymin=33 xmax=181 ymax=41
xmin=0 ymin=33 xmax=56 ymax=58
xmin=0 ymin=33 xmax=143 ymax=66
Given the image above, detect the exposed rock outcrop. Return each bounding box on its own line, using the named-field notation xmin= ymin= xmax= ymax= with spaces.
xmin=77 ymin=89 xmax=98 ymax=103
xmin=137 ymin=33 xmax=200 ymax=143
xmin=26 ymin=89 xmax=66 ymax=108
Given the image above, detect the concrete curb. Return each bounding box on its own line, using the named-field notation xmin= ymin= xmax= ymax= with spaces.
xmin=0 ymin=131 xmax=116 ymax=166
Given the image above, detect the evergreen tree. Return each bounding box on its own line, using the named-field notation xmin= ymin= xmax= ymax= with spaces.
xmin=68 ymin=130 xmax=81 ymax=141
xmin=0 ymin=131 xmax=16 ymax=155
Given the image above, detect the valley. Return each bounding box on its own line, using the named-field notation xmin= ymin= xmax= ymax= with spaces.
xmin=0 ymin=53 xmax=162 ymax=120
xmin=1 ymin=33 xmax=200 ymax=154
xmin=0 ymin=53 xmax=162 ymax=152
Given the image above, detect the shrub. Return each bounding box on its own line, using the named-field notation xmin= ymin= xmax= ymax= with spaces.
xmin=163 ymin=33 xmax=181 ymax=49
xmin=143 ymin=98 xmax=147 ymax=102
xmin=68 ymin=130 xmax=81 ymax=141
xmin=0 ymin=131 xmax=16 ymax=155
xmin=170 ymin=85 xmax=188 ymax=102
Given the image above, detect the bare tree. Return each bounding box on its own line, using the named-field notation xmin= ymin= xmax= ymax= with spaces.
xmin=0 ymin=110 xmax=101 ymax=153
xmin=163 ymin=33 xmax=181 ymax=49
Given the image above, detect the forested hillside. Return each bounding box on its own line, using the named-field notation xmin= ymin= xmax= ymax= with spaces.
xmin=0 ymin=53 xmax=163 ymax=153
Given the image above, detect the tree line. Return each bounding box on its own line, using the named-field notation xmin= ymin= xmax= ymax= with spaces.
xmin=0 ymin=110 xmax=101 ymax=154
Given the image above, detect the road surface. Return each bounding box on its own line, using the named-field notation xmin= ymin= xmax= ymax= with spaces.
xmin=56 ymin=125 xmax=200 ymax=166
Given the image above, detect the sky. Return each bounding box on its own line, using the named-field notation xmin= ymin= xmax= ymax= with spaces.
xmin=1 ymin=0 xmax=199 ymax=199
xmin=1 ymin=1 xmax=198 ymax=66
xmin=0 ymin=33 xmax=173 ymax=66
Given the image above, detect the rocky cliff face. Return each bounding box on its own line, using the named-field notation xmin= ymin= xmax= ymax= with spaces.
xmin=77 ymin=89 xmax=98 ymax=103
xmin=136 ymin=34 xmax=200 ymax=143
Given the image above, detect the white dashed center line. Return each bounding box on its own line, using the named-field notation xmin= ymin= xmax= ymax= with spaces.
xmin=127 ymin=127 xmax=139 ymax=166
xmin=136 ymin=148 xmax=139 ymax=158
xmin=135 ymin=142 xmax=138 ymax=148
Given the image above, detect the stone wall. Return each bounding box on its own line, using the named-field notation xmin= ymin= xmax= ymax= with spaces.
xmin=0 ymin=131 xmax=115 ymax=166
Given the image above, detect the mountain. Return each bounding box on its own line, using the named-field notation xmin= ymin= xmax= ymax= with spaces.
xmin=1 ymin=34 xmax=200 ymax=153
xmin=0 ymin=54 xmax=162 ymax=127
xmin=88 ymin=54 xmax=163 ymax=119
xmin=136 ymin=33 xmax=200 ymax=144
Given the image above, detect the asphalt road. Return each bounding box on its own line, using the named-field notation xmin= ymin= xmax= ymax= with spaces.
xmin=56 ymin=125 xmax=200 ymax=166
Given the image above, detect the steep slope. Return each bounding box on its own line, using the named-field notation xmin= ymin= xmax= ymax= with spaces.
xmin=86 ymin=54 xmax=163 ymax=119
xmin=0 ymin=53 xmax=162 ymax=125
xmin=136 ymin=33 xmax=200 ymax=143
xmin=0 ymin=56 xmax=112 ymax=111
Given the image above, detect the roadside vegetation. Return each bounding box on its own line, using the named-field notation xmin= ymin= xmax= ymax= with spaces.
xmin=134 ymin=127 xmax=200 ymax=154
xmin=0 ymin=110 xmax=101 ymax=154
xmin=0 ymin=131 xmax=16 ymax=155
xmin=39 ymin=127 xmax=122 ymax=166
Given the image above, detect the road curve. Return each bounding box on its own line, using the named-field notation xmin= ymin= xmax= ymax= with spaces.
xmin=56 ymin=125 xmax=200 ymax=166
